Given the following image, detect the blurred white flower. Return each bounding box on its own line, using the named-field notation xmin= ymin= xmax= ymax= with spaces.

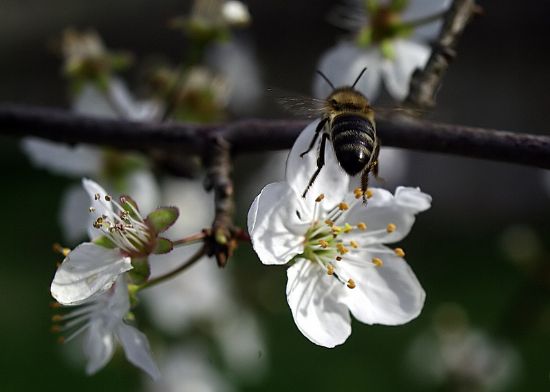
xmin=406 ymin=304 xmax=521 ymax=391
xmin=143 ymin=179 xmax=267 ymax=380
xmin=205 ymin=40 xmax=262 ymax=115
xmin=54 ymin=276 xmax=160 ymax=379
xmin=22 ymin=78 xmax=161 ymax=242
xmin=248 ymin=121 xmax=431 ymax=347
xmin=145 ymin=345 xmax=233 ymax=392
xmin=314 ymin=0 xmax=451 ymax=101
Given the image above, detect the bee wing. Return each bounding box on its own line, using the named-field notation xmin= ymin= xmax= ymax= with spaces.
xmin=374 ymin=106 xmax=427 ymax=119
xmin=268 ymin=88 xmax=327 ymax=119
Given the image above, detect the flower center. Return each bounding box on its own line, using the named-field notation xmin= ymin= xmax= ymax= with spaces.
xmin=298 ymin=189 xmax=407 ymax=289
xmin=90 ymin=193 xmax=152 ymax=255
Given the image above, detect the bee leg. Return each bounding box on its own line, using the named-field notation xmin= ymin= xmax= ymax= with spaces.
xmin=371 ymin=142 xmax=385 ymax=183
xmin=300 ymin=117 xmax=328 ymax=158
xmin=302 ymin=133 xmax=328 ymax=198
xmin=361 ymin=169 xmax=370 ymax=204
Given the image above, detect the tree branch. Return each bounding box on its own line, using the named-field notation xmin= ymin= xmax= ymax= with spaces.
xmin=0 ymin=103 xmax=549 ymax=169
xmin=405 ymin=0 xmax=480 ymax=109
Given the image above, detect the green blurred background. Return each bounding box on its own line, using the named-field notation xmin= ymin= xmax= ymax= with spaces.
xmin=1 ymin=0 xmax=550 ymax=391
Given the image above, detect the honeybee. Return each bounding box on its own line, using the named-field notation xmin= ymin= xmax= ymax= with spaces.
xmin=300 ymin=68 xmax=380 ymax=203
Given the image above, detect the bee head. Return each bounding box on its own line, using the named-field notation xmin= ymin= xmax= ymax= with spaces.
xmin=326 ymin=88 xmax=371 ymax=114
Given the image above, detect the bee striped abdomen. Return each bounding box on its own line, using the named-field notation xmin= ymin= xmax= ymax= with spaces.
xmin=331 ymin=114 xmax=376 ymax=175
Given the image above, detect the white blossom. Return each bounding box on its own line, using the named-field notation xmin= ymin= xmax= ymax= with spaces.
xmin=248 ymin=120 xmax=431 ymax=347
xmin=53 ymin=276 xmax=160 ymax=379
xmin=314 ymin=0 xmax=451 ymax=101
xmin=51 ymin=179 xmax=153 ymax=305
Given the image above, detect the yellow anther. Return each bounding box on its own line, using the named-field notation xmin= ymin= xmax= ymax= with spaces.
xmin=372 ymin=257 xmax=384 ymax=267
xmin=51 ymin=315 xmax=63 ymax=322
xmin=347 ymin=279 xmax=356 ymax=289
xmin=318 ymin=240 xmax=329 ymax=248
xmin=335 ymin=256 xmax=342 ymax=261
xmin=57 ymin=336 xmax=65 ymax=344
xmin=394 ymin=248 xmax=405 ymax=257
xmin=326 ymin=263 xmax=335 ymax=276
xmin=50 ymin=325 xmax=61 ymax=333
xmin=94 ymin=193 xmax=100 ymax=200
xmin=332 ymin=225 xmax=342 ymax=234
xmin=315 ymin=194 xmax=325 ymax=202
xmin=336 ymin=243 xmax=349 ymax=255
xmin=49 ymin=302 xmax=61 ymax=309
xmin=52 ymin=243 xmax=70 ymax=257
xmin=366 ymin=189 xmax=374 ymax=199
xmin=343 ymin=223 xmax=353 ymax=233
xmin=350 ymin=240 xmax=359 ymax=249
xmin=338 ymin=202 xmax=349 ymax=211
xmin=357 ymin=222 xmax=367 ymax=231
xmin=324 ymin=219 xmax=334 ymax=227
xmin=353 ymin=187 xmax=363 ymax=199
xmin=386 ymin=223 xmax=397 ymax=233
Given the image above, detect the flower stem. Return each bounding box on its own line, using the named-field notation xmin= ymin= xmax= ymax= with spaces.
xmin=139 ymin=245 xmax=207 ymax=290
xmin=172 ymin=231 xmax=208 ymax=247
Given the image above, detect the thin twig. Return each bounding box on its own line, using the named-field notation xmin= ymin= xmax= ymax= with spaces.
xmin=405 ymin=0 xmax=480 ymax=109
xmin=1 ymin=104 xmax=549 ymax=169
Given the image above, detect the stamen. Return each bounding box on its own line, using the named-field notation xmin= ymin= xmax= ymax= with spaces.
xmin=104 ymin=195 xmax=112 ymax=201
xmin=51 ymin=315 xmax=63 ymax=322
xmin=318 ymin=240 xmax=329 ymax=248
xmin=357 ymin=222 xmax=367 ymax=231
xmin=366 ymin=189 xmax=374 ymax=199
xmin=343 ymin=223 xmax=353 ymax=233
xmin=335 ymin=256 xmax=342 ymax=261
xmin=89 ymin=207 xmax=96 ymax=212
xmin=347 ymin=279 xmax=356 ymax=289
xmin=94 ymin=193 xmax=100 ymax=200
xmin=326 ymin=263 xmax=335 ymax=275
xmin=332 ymin=225 xmax=342 ymax=235
xmin=350 ymin=240 xmax=359 ymax=249
xmin=372 ymin=257 xmax=384 ymax=267
xmin=52 ymin=243 xmax=70 ymax=257
xmin=386 ymin=223 xmax=397 ymax=233
xmin=315 ymin=194 xmax=325 ymax=202
xmin=50 ymin=325 xmax=61 ymax=333
xmin=324 ymin=219 xmax=334 ymax=227
xmin=394 ymin=247 xmax=405 ymax=257
xmin=336 ymin=243 xmax=349 ymax=255
xmin=338 ymin=202 xmax=349 ymax=211
xmin=353 ymin=187 xmax=363 ymax=199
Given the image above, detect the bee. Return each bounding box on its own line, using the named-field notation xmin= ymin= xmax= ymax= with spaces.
xmin=300 ymin=67 xmax=380 ymax=203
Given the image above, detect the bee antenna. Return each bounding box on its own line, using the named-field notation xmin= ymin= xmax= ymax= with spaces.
xmin=352 ymin=67 xmax=368 ymax=88
xmin=316 ymin=70 xmax=336 ymax=90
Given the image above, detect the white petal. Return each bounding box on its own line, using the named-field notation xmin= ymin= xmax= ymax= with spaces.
xmin=51 ymin=243 xmax=132 ymax=305
xmin=107 ymin=79 xmax=161 ymax=121
xmin=117 ymin=323 xmax=161 ymax=380
xmin=344 ymin=187 xmax=431 ymax=245
xmin=21 ymin=137 xmax=102 ymax=177
xmin=286 ymin=259 xmax=351 ymax=347
xmin=339 ymin=245 xmax=425 ymax=325
xmin=286 ymin=120 xmax=350 ymax=209
xmin=314 ymin=41 xmax=383 ymax=101
xmin=394 ymin=186 xmax=432 ymax=212
xmin=84 ymin=320 xmax=115 ymax=375
xmin=382 ymin=40 xmax=431 ymax=101
xmin=402 ymin=0 xmax=452 ymax=41
xmin=248 ymin=182 xmax=308 ymax=265
xmin=73 ymin=83 xmax=119 ymax=118
xmin=82 ymin=178 xmax=115 ymax=240
xmin=59 ymin=185 xmax=91 ymax=243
